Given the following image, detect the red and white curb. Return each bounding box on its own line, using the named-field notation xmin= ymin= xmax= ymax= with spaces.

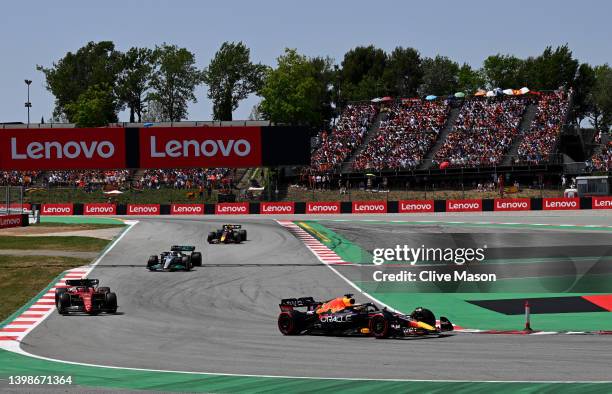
xmin=276 ymin=220 xmax=356 ymax=266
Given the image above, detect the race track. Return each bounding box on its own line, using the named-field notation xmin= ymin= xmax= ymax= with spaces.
xmin=20 ymin=212 xmax=612 ymax=381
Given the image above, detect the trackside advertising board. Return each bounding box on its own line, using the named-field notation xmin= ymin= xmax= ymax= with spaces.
xmin=542 ymin=197 xmax=580 ymax=210
xmin=260 ymin=202 xmax=295 ymax=214
xmin=446 ymin=199 xmax=482 ymax=212
xmin=0 ymin=214 xmax=24 ymax=228
xmin=352 ymin=201 xmax=387 ymax=214
xmin=306 ymin=202 xmax=341 ymax=214
xmin=171 ymin=204 xmax=204 ymax=215
xmin=592 ymin=196 xmax=612 ymax=209
xmin=0 ymin=203 xmax=32 ymax=212
xmin=0 ymin=128 xmax=126 ymax=170
xmin=398 ymin=200 xmax=434 ymax=213
xmin=216 ymin=202 xmax=249 ymax=215
xmin=127 ymin=204 xmax=160 ymax=215
xmin=41 ymin=203 xmax=74 ymax=216
xmin=83 ymin=203 xmax=116 ymax=215
xmin=494 ymin=198 xmax=531 ymax=211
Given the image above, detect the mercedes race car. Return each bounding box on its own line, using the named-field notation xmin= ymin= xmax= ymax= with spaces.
xmin=55 ymin=279 xmax=118 ymax=315
xmin=277 ymin=294 xmax=453 ymax=338
xmin=207 ymin=224 xmax=247 ymax=244
xmin=147 ymin=245 xmax=202 ymax=271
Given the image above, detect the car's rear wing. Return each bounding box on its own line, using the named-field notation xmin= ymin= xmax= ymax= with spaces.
xmin=171 ymin=245 xmax=196 ymax=252
xmin=65 ymin=279 xmax=99 ymax=287
xmin=279 ymin=297 xmax=317 ymax=311
xmin=223 ymin=224 xmax=241 ymax=229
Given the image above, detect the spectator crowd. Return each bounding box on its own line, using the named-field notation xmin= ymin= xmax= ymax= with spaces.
xmin=353 ymin=99 xmax=449 ymax=170
xmin=0 ymin=171 xmax=40 ymax=186
xmin=135 ymin=168 xmax=230 ymax=190
xmin=46 ymin=170 xmax=130 ymax=189
xmin=587 ymin=140 xmax=612 ymax=171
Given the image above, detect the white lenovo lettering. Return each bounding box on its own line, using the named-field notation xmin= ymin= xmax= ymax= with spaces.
xmin=546 ymin=200 xmax=577 ymax=208
xmin=173 ymin=206 xmax=202 ymax=213
xmin=129 ymin=206 xmax=158 ymax=213
xmin=401 ymin=202 xmax=432 ymax=211
xmin=150 ymin=136 xmax=251 ymax=158
xmin=309 ymin=205 xmax=339 ymax=213
xmin=354 ymin=204 xmax=385 ymax=212
xmin=450 ymin=202 xmax=480 ymax=210
xmin=1 ymin=217 xmax=21 ymax=226
xmin=594 ymin=199 xmax=612 ymax=208
xmin=43 ymin=206 xmax=71 ymax=213
xmin=262 ymin=205 xmax=292 ymax=213
xmin=11 ymin=138 xmax=115 ymax=160
xmin=86 ymin=206 xmax=114 ymax=213
xmin=497 ymin=201 xmax=528 ymax=209
xmin=218 ymin=205 xmax=247 ymax=213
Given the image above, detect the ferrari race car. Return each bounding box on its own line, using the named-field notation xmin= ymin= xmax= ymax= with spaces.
xmin=147 ymin=245 xmax=202 ymax=271
xmin=277 ymin=294 xmax=453 ymax=338
xmin=207 ymin=224 xmax=247 ymax=244
xmin=55 ymin=279 xmax=117 ymax=315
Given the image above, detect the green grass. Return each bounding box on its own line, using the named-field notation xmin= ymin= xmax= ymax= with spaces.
xmin=0 ymin=255 xmax=90 ymax=321
xmin=0 ymin=236 xmax=110 ymax=252
xmin=30 ymin=222 xmax=125 ymax=230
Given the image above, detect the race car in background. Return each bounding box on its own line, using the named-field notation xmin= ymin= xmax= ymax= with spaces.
xmin=55 ymin=279 xmax=118 ymax=315
xmin=277 ymin=294 xmax=453 ymax=338
xmin=207 ymin=224 xmax=247 ymax=244
xmin=147 ymin=245 xmax=202 ymax=271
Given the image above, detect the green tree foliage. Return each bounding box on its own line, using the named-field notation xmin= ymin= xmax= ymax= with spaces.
xmin=457 ymin=63 xmax=485 ymax=94
xmin=590 ymin=65 xmax=612 ymax=132
xmin=482 ymin=54 xmax=525 ymax=88
xmin=148 ymin=44 xmax=203 ymax=122
xmin=117 ymin=47 xmax=154 ymax=122
xmin=381 ymin=47 xmax=422 ymax=97
xmin=37 ymin=41 xmax=122 ymax=123
xmin=202 ymin=42 xmax=268 ymax=121
xmin=259 ymin=49 xmax=332 ymax=127
xmin=340 ymin=45 xmax=386 ymax=101
xmin=64 ymin=84 xmax=117 ymax=127
xmin=572 ymin=63 xmax=596 ymax=125
xmin=524 ymin=45 xmax=578 ymax=90
xmin=419 ymin=56 xmax=459 ymax=96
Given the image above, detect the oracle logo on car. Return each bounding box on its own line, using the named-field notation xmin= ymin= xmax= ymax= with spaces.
xmin=446 ymin=199 xmax=482 ymax=212
xmin=543 ymin=198 xmax=579 ymax=210
xmin=352 ymin=201 xmax=387 ymax=214
xmin=171 ymin=204 xmax=204 ymax=215
xmin=260 ymin=202 xmax=295 ymax=214
xmin=0 ymin=214 xmax=23 ymax=229
xmin=306 ymin=202 xmax=340 ymax=214
xmin=127 ymin=204 xmax=160 ymax=215
xmin=592 ymin=196 xmax=612 ymax=209
xmin=0 ymin=128 xmax=126 ymax=170
xmin=41 ymin=203 xmax=74 ymax=216
xmin=494 ymin=198 xmax=531 ymax=211
xmin=83 ymin=203 xmax=116 ymax=215
xmin=216 ymin=202 xmax=249 ymax=215
xmin=139 ymin=127 xmax=262 ymax=168
xmin=399 ymin=200 xmax=434 ymax=213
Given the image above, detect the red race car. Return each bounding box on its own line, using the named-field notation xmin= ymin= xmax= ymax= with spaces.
xmin=55 ymin=279 xmax=118 ymax=315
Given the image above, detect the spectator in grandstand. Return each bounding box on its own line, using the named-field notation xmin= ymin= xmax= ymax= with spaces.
xmin=136 ymin=168 xmax=230 ymax=190
xmin=586 ymin=140 xmax=612 ymax=172
xmin=0 ymin=171 xmax=39 ymax=186
xmin=46 ymin=170 xmax=130 ymax=189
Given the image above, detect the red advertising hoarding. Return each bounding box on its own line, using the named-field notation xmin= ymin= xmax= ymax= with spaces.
xmin=127 ymin=204 xmax=160 ymax=215
xmin=398 ymin=200 xmax=434 ymax=213
xmin=170 ymin=204 xmax=204 ymax=215
xmin=494 ymin=198 xmax=531 ymax=211
xmin=216 ymin=202 xmax=249 ymax=215
xmin=260 ymin=202 xmax=295 ymax=214
xmin=306 ymin=202 xmax=341 ymax=214
xmin=0 ymin=214 xmax=24 ymax=228
xmin=542 ymin=197 xmax=579 ymax=210
xmin=83 ymin=203 xmax=116 ymax=215
xmin=446 ymin=199 xmax=482 ymax=212
xmin=41 ymin=203 xmax=74 ymax=216
xmin=352 ymin=201 xmax=387 ymax=214
xmin=0 ymin=203 xmax=32 ymax=212
xmin=592 ymin=196 xmax=612 ymax=209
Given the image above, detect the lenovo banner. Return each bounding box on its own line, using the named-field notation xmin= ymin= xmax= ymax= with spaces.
xmin=446 ymin=199 xmax=482 ymax=212
xmin=260 ymin=202 xmax=295 ymax=214
xmin=543 ymin=197 xmax=579 ymax=210
xmin=216 ymin=202 xmax=249 ymax=215
xmin=139 ymin=127 xmax=262 ymax=169
xmin=83 ymin=203 xmax=116 ymax=215
xmin=171 ymin=204 xmax=204 ymax=215
xmin=494 ymin=198 xmax=531 ymax=211
xmin=127 ymin=204 xmax=160 ymax=215
xmin=306 ymin=202 xmax=341 ymax=214
xmin=592 ymin=196 xmax=612 ymax=209
xmin=0 ymin=203 xmax=32 ymax=212
xmin=399 ymin=200 xmax=434 ymax=213
xmin=0 ymin=128 xmax=126 ymax=170
xmin=0 ymin=214 xmax=24 ymax=229
xmin=41 ymin=203 xmax=74 ymax=216
xmin=352 ymin=201 xmax=387 ymax=214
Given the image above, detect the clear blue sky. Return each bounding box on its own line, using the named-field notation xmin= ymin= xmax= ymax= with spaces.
xmin=1 ymin=0 xmax=610 ymax=123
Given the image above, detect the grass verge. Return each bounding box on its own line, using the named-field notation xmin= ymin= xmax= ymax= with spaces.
xmin=0 ymin=236 xmax=110 ymax=252
xmin=30 ymin=222 xmax=125 ymax=230
xmin=0 ymin=255 xmax=90 ymax=321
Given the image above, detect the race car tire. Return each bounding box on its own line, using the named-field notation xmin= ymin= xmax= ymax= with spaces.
xmin=370 ymin=314 xmax=390 ymax=339
xmin=410 ymin=307 xmax=436 ymax=329
xmin=147 ymin=255 xmax=158 ymax=267
xmin=55 ymin=288 xmax=67 ymax=304
xmin=278 ymin=311 xmax=302 ymax=335
xmin=239 ymin=229 xmax=247 ymax=241
xmin=98 ymin=287 xmax=111 ymax=294
xmin=207 ymin=232 xmax=216 ymax=244
xmin=181 ymin=255 xmax=190 ymax=270
xmin=105 ymin=292 xmax=118 ymax=314
xmin=57 ymin=293 xmax=70 ymax=315
xmin=235 ymin=233 xmax=242 ymax=243
xmin=191 ymin=252 xmax=202 ymax=266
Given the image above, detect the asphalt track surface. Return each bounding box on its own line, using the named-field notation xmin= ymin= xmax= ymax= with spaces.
xmin=21 ymin=211 xmax=612 ymax=381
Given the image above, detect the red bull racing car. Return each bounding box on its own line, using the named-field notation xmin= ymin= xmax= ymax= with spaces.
xmin=55 ymin=279 xmax=118 ymax=315
xmin=277 ymin=294 xmax=453 ymax=338
xmin=207 ymin=224 xmax=247 ymax=244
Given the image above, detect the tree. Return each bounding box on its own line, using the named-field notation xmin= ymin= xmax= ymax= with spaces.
xmin=37 ymin=41 xmax=122 ymax=122
xmin=524 ymin=45 xmax=578 ymax=90
xmin=259 ymin=48 xmax=332 ymax=127
xmin=64 ymin=84 xmax=117 ymax=127
xmin=589 ymin=65 xmax=612 ymax=132
xmin=482 ymin=54 xmax=525 ymax=88
xmin=572 ymin=63 xmax=596 ymax=125
xmin=117 ymin=47 xmax=154 ymax=122
xmin=148 ymin=44 xmax=203 ymax=122
xmin=340 ymin=45 xmax=386 ymax=101
xmin=202 ymin=42 xmax=268 ymax=121
xmin=381 ymin=47 xmax=422 ymax=98
xmin=419 ymin=56 xmax=459 ymax=96
xmin=457 ymin=63 xmax=485 ymax=94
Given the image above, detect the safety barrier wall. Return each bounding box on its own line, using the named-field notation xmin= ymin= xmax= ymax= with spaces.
xmin=33 ymin=197 xmax=612 ymax=215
